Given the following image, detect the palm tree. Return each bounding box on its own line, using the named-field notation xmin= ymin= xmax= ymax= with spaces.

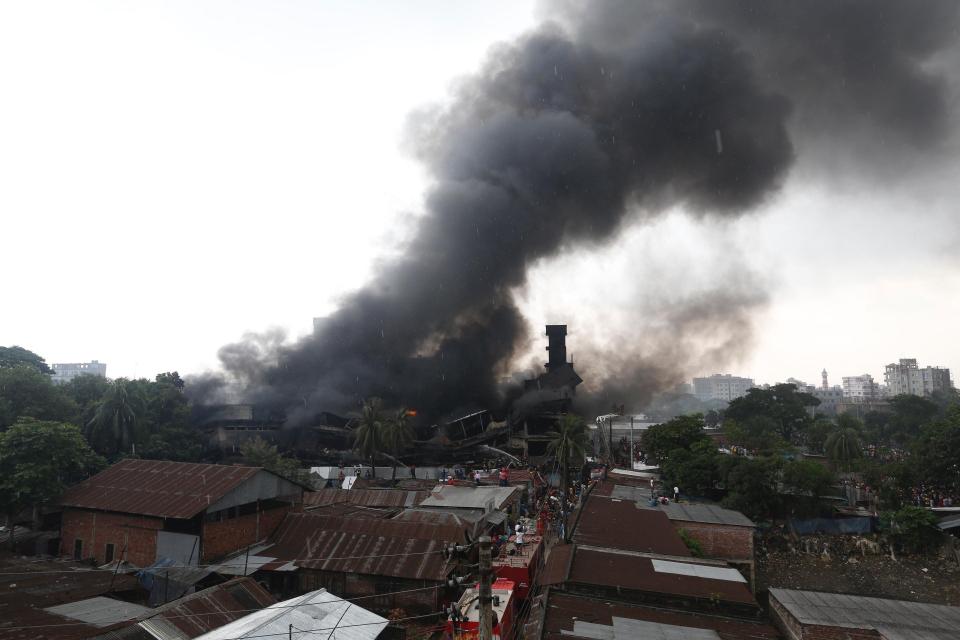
xmin=547 ymin=413 xmax=590 ymax=542
xmin=353 ymin=397 xmax=386 ymax=473
xmin=383 ymin=408 xmax=415 ymax=479
xmin=825 ymin=427 xmax=861 ymax=471
xmin=87 ymin=379 xmax=146 ymax=455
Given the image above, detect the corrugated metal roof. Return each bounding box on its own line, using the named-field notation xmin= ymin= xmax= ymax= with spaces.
xmin=614 ymin=488 xmax=754 ymax=527
xmin=194 ymin=588 xmax=387 ymax=640
xmin=60 ymin=460 xmax=263 ymax=519
xmin=573 ymin=498 xmax=691 ymax=557
xmin=538 ymin=592 xmax=779 ymax=640
xmin=265 ymin=513 xmax=459 ymax=581
xmin=568 ymin=548 xmax=755 ymax=605
xmin=88 ymin=578 xmax=277 ymax=640
xmin=540 ymin=544 xmax=574 ymax=586
xmin=419 ymin=485 xmax=520 ymax=511
xmin=650 ymin=559 xmax=746 ymax=583
xmin=44 ymin=597 xmax=152 ymax=628
xmin=769 ymin=588 xmax=960 ymax=639
xmin=303 ymin=488 xmax=428 ymax=510
xmin=569 ymin=617 xmax=721 ymax=640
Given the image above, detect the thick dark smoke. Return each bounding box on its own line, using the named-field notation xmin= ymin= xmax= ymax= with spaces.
xmin=190 ymin=1 xmax=959 ymax=423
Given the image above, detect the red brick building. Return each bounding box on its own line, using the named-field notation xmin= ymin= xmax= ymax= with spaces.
xmin=59 ymin=459 xmax=303 ymax=567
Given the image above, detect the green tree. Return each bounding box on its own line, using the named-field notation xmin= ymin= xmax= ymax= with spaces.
xmin=660 ymin=439 xmax=721 ymax=498
xmin=725 ymin=415 xmax=789 ymax=455
xmin=239 ymin=436 xmax=305 ymax=483
xmin=547 ymin=414 xmax=590 ymax=542
xmin=825 ymin=427 xmax=861 ymax=471
xmin=802 ymin=417 xmax=834 ymax=454
xmin=882 ymin=506 xmax=941 ymax=554
xmin=719 ymin=455 xmax=782 ymax=520
xmin=782 ymin=459 xmax=835 ymax=500
xmin=862 ymin=410 xmax=891 ymax=445
xmin=887 ymin=395 xmax=938 ymax=446
xmin=725 ymin=384 xmax=819 ymax=443
xmin=911 ymin=406 xmax=960 ymax=496
xmin=383 ymin=408 xmax=415 ymax=479
xmin=86 ymin=379 xmax=147 ymax=456
xmin=0 ymin=418 xmax=105 ymax=545
xmin=0 ymin=366 xmax=76 ymax=429
xmin=353 ymin=397 xmax=386 ymax=469
xmin=641 ymin=415 xmax=708 ymax=464
xmin=60 ymin=375 xmax=112 ymax=428
xmin=0 ymin=346 xmax=53 ymax=374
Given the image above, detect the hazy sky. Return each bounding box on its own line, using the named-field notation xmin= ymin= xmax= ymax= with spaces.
xmin=2 ymin=1 xmax=958 ymax=389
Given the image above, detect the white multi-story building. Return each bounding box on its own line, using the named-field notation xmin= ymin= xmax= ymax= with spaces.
xmin=884 ymin=359 xmax=952 ymax=397
xmin=51 ymin=361 xmax=107 ymax=385
xmin=842 ymin=374 xmax=882 ymax=401
xmin=692 ymin=374 xmax=754 ymax=402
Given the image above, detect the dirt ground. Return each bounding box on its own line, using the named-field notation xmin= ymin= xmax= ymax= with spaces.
xmin=756 ymin=533 xmax=960 ymax=606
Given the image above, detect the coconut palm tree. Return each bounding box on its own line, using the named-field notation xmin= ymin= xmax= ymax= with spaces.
xmin=825 ymin=427 xmax=861 ymax=471
xmin=383 ymin=408 xmax=415 ymax=479
xmin=547 ymin=413 xmax=590 ymax=542
xmin=353 ymin=397 xmax=386 ymax=472
xmin=86 ymin=379 xmax=146 ymax=455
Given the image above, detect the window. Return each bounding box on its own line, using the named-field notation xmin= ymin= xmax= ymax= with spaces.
xmin=73 ymin=539 xmax=83 ymax=560
xmin=104 ymin=543 xmax=115 ymax=563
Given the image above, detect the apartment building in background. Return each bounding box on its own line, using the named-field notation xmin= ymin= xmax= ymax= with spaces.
xmin=884 ymin=358 xmax=953 ymax=397
xmin=842 ymin=374 xmax=883 ymax=401
xmin=51 ymin=360 xmax=107 ymax=385
xmin=692 ymin=374 xmax=755 ymax=402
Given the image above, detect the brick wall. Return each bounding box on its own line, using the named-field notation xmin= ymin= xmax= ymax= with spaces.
xmin=61 ymin=508 xmax=163 ymax=567
xmin=201 ymin=503 xmax=291 ymax=561
xmin=769 ymin=592 xmax=881 ymax=640
xmin=672 ymin=521 xmax=753 ymax=560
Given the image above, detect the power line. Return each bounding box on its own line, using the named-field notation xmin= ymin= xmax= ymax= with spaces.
xmin=0 ymin=546 xmax=458 ymax=576
xmin=0 ymin=585 xmax=446 ymax=631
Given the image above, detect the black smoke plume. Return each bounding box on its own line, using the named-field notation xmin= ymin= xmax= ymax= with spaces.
xmin=190 ymin=1 xmax=959 ymax=423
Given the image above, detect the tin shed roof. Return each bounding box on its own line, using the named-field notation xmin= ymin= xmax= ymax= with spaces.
xmin=60 ymin=460 xmax=264 ymax=519
xmin=573 ymin=498 xmax=691 ymax=557
xmin=535 ymin=592 xmax=779 ymax=640
xmin=266 ymin=513 xmax=458 ymax=581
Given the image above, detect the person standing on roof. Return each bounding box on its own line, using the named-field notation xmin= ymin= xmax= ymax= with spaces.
xmin=499 ymin=467 xmax=509 ymax=487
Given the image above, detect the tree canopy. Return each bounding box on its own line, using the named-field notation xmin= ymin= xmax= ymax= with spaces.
xmin=0 ymin=365 xmax=76 ymax=429
xmin=725 ymin=384 xmax=819 ymax=443
xmin=0 ymin=418 xmax=105 ymax=525
xmin=0 ymin=346 xmax=53 ymax=374
xmin=641 ymin=414 xmax=708 ymax=464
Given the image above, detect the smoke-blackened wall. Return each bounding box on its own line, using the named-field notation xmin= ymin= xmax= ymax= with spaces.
xmin=190 ymin=1 xmax=959 ymax=423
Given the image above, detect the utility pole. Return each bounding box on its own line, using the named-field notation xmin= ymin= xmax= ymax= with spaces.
xmin=629 ymin=415 xmax=634 ymax=470
xmin=478 ymin=535 xmax=494 ymax=640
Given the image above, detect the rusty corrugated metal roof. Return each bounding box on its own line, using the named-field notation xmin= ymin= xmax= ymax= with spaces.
xmin=0 ymin=554 xmax=143 ymax=640
xmin=60 ymin=460 xmax=262 ymax=519
xmin=539 ymin=544 xmax=574 ymax=587
xmin=573 ymin=496 xmax=692 ymax=557
xmin=267 ymin=513 xmax=459 ymax=581
xmin=538 ymin=592 xmax=779 ymax=640
xmin=87 ymin=577 xmax=276 ymax=640
xmin=302 ymin=488 xmax=428 ymax=510
xmin=568 ymin=548 xmax=755 ymax=605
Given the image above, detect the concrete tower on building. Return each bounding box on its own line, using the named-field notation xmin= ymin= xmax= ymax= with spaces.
xmin=821 ymin=369 xmax=828 ymax=390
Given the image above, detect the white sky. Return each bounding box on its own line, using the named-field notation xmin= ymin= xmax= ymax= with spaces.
xmin=2 ymin=1 xmax=958 ymax=389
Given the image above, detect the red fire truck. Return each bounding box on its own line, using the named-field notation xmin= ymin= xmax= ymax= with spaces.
xmin=445 ymin=578 xmax=516 ymax=640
